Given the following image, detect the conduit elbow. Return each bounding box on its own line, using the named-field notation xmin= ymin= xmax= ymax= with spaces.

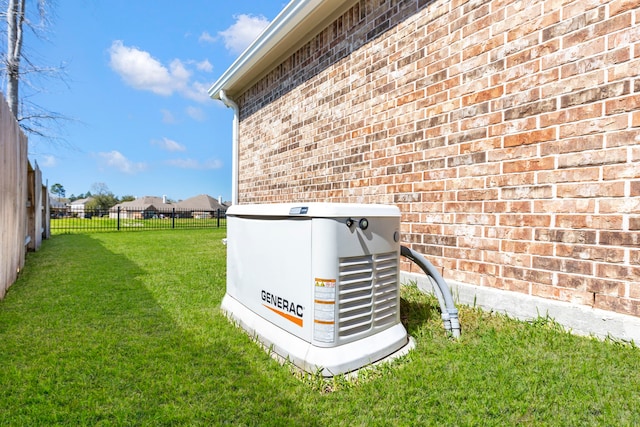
xmin=401 ymin=245 xmax=461 ymax=338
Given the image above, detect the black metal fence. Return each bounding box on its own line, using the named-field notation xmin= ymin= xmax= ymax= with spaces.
xmin=50 ymin=207 xmax=226 ymax=234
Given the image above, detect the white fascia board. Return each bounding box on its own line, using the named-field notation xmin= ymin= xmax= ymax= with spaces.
xmin=208 ymin=0 xmax=353 ymax=100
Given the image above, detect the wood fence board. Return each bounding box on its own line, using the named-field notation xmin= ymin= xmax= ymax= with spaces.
xmin=0 ymin=92 xmax=47 ymax=298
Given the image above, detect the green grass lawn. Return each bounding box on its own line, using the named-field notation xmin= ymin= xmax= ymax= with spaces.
xmin=1 ymin=230 xmax=639 ymax=426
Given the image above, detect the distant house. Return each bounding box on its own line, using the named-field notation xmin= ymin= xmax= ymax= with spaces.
xmin=50 ymin=199 xmax=67 ymax=218
xmin=175 ymin=194 xmax=227 ymax=218
xmin=69 ymin=197 xmax=93 ymax=218
xmin=110 ymin=196 xmax=175 ymax=219
xmin=110 ymin=194 xmax=227 ymax=219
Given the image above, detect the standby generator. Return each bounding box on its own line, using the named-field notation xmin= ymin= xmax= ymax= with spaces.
xmin=222 ymin=203 xmax=413 ymax=376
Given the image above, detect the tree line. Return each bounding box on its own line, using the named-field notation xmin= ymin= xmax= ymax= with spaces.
xmin=50 ymin=182 xmax=137 ymax=211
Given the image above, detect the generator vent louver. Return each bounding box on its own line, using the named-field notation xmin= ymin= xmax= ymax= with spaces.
xmin=337 ymin=251 xmax=399 ymax=341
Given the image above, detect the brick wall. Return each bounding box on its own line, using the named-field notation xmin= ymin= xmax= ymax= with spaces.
xmin=236 ymin=0 xmax=640 ymax=317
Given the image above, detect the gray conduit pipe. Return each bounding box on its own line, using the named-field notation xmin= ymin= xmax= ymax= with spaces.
xmin=401 ymin=246 xmax=461 ymax=338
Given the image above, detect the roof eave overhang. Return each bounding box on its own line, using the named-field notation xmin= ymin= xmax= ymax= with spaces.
xmin=208 ymin=0 xmax=358 ymax=101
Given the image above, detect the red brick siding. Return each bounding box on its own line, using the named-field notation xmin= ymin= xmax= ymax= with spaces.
xmin=235 ymin=0 xmax=640 ymax=317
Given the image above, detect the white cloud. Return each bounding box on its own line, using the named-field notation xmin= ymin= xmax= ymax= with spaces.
xmin=151 ymin=137 xmax=186 ymax=152
xmin=218 ymin=14 xmax=270 ymax=55
xmin=186 ymin=106 xmax=206 ymax=121
xmin=97 ymin=150 xmax=147 ymax=174
xmin=108 ymin=40 xmax=209 ymax=102
xmin=166 ymin=158 xmax=223 ymax=170
xmin=108 ymin=40 xmax=187 ymax=96
xmin=199 ymin=31 xmax=216 ymax=43
xmin=196 ymin=59 xmax=213 ymax=72
xmin=182 ymin=81 xmax=210 ymax=103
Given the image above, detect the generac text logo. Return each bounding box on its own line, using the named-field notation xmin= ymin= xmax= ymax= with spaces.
xmin=261 ymin=290 xmax=304 ymax=327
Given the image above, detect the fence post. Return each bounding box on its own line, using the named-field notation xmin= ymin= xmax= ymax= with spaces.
xmin=172 ymin=208 xmax=176 ymax=229
xmin=216 ymin=209 xmax=220 ymax=228
xmin=117 ymin=206 xmax=121 ymax=231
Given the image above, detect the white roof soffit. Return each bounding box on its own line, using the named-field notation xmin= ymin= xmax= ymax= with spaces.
xmin=208 ymin=0 xmax=357 ymax=100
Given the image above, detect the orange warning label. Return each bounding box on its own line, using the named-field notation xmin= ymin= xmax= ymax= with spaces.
xmin=315 ymin=278 xmax=336 ymax=288
xmin=314 ymin=277 xmax=336 ymax=343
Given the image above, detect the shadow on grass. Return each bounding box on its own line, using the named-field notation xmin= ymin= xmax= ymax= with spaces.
xmin=0 ymin=233 xmax=318 ymax=426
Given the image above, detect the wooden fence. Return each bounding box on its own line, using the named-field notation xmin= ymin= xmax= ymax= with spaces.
xmin=0 ymin=92 xmax=49 ymax=299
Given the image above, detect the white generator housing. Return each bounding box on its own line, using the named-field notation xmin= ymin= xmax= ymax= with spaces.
xmin=222 ymin=203 xmax=411 ymax=376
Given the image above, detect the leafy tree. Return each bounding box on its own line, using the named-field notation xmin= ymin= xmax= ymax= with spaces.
xmin=50 ymin=182 xmax=65 ymax=199
xmin=120 ymin=195 xmax=136 ymax=202
xmin=85 ymin=182 xmax=117 ymax=212
xmin=86 ymin=194 xmax=118 ymax=212
xmin=75 ymin=191 xmax=91 ymax=200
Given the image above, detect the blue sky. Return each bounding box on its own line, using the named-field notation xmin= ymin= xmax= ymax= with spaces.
xmin=21 ymin=1 xmax=287 ymax=202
